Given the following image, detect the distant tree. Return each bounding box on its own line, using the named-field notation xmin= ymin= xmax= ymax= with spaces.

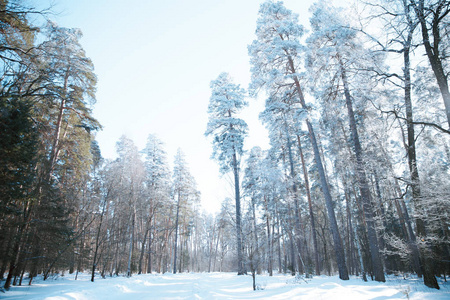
xmin=205 ymin=72 xmax=248 ymax=275
xmin=172 ymin=148 xmax=198 ymax=274
xmin=115 ymin=136 xmax=145 ymax=277
xmin=140 ymin=134 xmax=170 ymax=274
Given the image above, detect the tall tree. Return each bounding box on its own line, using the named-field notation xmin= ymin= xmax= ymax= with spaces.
xmin=363 ymin=0 xmax=441 ymax=289
xmin=307 ymin=2 xmax=385 ymax=282
xmin=248 ymin=0 xmax=349 ymax=280
xmin=410 ymin=0 xmax=450 ymax=128
xmin=205 ymin=72 xmax=248 ymax=275
xmin=35 ymin=22 xmax=99 ymax=183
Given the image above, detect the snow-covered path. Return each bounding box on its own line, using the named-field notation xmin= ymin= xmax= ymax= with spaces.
xmin=2 ymin=272 xmax=449 ymax=300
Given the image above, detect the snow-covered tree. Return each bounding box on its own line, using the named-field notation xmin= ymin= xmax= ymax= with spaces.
xmin=115 ymin=136 xmax=145 ymax=277
xmin=205 ymin=72 xmax=248 ymax=275
xmin=410 ymin=0 xmax=450 ymax=128
xmin=172 ymin=148 xmax=199 ymax=274
xmin=307 ymin=2 xmax=385 ymax=282
xmin=361 ymin=0 xmax=442 ymax=289
xmin=248 ymin=0 xmax=349 ymax=280
xmin=139 ymin=134 xmax=171 ymax=274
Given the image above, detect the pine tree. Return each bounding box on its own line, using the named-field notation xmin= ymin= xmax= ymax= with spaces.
xmin=248 ymin=0 xmax=349 ymax=280
xmin=307 ymin=2 xmax=385 ymax=282
xmin=205 ymin=72 xmax=248 ymax=275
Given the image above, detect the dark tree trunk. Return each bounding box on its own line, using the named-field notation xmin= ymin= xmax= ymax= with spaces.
xmin=147 ymin=217 xmax=155 ymax=273
xmin=340 ymin=65 xmax=385 ymax=282
xmin=4 ymin=203 xmax=31 ymax=290
xmin=232 ymin=151 xmax=245 ymax=275
xmin=208 ymin=223 xmax=215 ymax=273
xmin=306 ymin=119 xmax=349 ymax=280
xmin=297 ymin=135 xmax=320 ymax=276
xmin=344 ymin=185 xmax=356 ymax=275
xmin=126 ymin=211 xmax=135 ymax=278
xmin=276 ymin=206 xmax=283 ymax=273
xmin=173 ymin=192 xmax=181 ymax=274
xmin=401 ymin=14 xmax=440 ymax=286
xmin=213 ymin=227 xmax=220 ymax=272
xmin=414 ymin=0 xmax=450 ymax=129
xmin=251 ymin=198 xmax=261 ymax=274
xmin=264 ymin=198 xmax=273 ymax=276
xmin=138 ymin=225 xmax=149 ymax=275
xmin=287 ymin=55 xmax=349 ymax=280
xmin=91 ymin=199 xmax=107 ymax=282
xmin=285 ymin=131 xmax=304 ymax=274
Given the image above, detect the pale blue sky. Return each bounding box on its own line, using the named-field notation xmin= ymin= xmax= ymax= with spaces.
xmin=37 ymin=0 xmax=321 ymax=213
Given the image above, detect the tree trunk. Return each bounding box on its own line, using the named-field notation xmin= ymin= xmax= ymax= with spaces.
xmin=415 ymin=0 xmax=450 ymax=129
xmin=403 ymin=26 xmax=439 ymax=288
xmin=126 ymin=211 xmax=135 ymax=277
xmin=47 ymin=67 xmax=71 ymax=181
xmin=91 ymin=198 xmax=107 ymax=282
xmin=297 ymin=135 xmax=320 ymax=276
xmin=285 ymin=131 xmax=304 ymax=274
xmin=344 ymin=184 xmax=355 ymax=275
xmin=138 ymin=225 xmax=149 ymax=275
xmin=232 ymin=150 xmax=245 ymax=275
xmin=276 ymin=205 xmax=283 ymax=273
xmin=4 ymin=202 xmax=31 ymax=290
xmin=213 ymin=227 xmax=220 ymax=272
xmin=173 ymin=191 xmax=181 ymax=274
xmin=264 ymin=197 xmax=273 ymax=276
xmin=147 ymin=217 xmax=156 ymax=273
xmin=251 ymin=198 xmax=261 ymax=274
xmin=287 ymin=55 xmax=349 ymax=280
xmin=340 ymin=65 xmax=385 ymax=282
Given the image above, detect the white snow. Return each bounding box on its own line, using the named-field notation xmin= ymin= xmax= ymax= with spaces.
xmin=2 ymin=272 xmax=449 ymax=300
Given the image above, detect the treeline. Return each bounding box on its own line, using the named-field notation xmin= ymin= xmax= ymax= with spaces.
xmin=0 ymin=0 xmax=102 ymax=289
xmin=205 ymin=0 xmax=450 ymax=291
xmin=0 ymin=2 xmax=232 ymax=288
xmin=1 ymin=0 xmax=450 ymax=293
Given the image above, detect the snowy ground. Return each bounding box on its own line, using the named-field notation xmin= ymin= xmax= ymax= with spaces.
xmin=2 ymin=272 xmax=449 ymax=300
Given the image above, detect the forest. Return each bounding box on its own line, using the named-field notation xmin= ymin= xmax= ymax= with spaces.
xmin=1 ymin=0 xmax=449 ymax=293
